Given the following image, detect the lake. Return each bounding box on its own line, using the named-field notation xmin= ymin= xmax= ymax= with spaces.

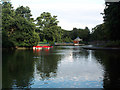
xmin=2 ymin=46 xmax=120 ymax=89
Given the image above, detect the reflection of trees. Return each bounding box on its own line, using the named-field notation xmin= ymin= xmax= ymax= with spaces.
xmin=72 ymin=47 xmax=89 ymax=59
xmin=2 ymin=50 xmax=35 ymax=88
xmin=93 ymin=50 xmax=120 ymax=89
xmin=35 ymin=50 xmax=61 ymax=80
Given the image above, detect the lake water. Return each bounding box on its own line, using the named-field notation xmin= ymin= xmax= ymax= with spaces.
xmin=2 ymin=46 xmax=120 ymax=89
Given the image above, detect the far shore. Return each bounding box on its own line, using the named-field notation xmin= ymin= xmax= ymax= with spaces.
xmin=2 ymin=46 xmax=33 ymax=50
xmin=2 ymin=44 xmax=120 ymax=50
xmin=83 ymin=46 xmax=120 ymax=50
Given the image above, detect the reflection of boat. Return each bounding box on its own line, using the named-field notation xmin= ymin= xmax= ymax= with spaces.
xmin=74 ymin=44 xmax=79 ymax=46
xmin=42 ymin=46 xmax=53 ymax=49
xmin=33 ymin=46 xmax=53 ymax=49
xmin=33 ymin=46 xmax=36 ymax=49
xmin=33 ymin=46 xmax=42 ymax=49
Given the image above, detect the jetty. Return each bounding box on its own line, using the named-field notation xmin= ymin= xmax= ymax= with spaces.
xmin=55 ymin=43 xmax=84 ymax=46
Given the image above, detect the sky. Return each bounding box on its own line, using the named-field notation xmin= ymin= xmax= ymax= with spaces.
xmin=11 ymin=0 xmax=105 ymax=30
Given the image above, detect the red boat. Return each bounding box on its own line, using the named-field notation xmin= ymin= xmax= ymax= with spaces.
xmin=33 ymin=46 xmax=53 ymax=49
xmin=42 ymin=46 xmax=53 ymax=49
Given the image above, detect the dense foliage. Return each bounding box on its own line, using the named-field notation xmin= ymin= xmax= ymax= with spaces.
xmin=2 ymin=2 xmax=91 ymax=48
xmin=2 ymin=2 xmax=39 ymax=48
xmin=90 ymin=24 xmax=106 ymax=41
xmin=36 ymin=12 xmax=63 ymax=43
xmin=104 ymin=2 xmax=120 ymax=40
xmin=2 ymin=1 xmax=120 ymax=48
xmin=91 ymin=2 xmax=120 ymax=42
xmin=62 ymin=27 xmax=90 ymax=42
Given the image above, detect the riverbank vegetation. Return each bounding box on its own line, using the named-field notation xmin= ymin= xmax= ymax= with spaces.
xmin=2 ymin=2 xmax=120 ymax=48
xmin=2 ymin=2 xmax=40 ymax=48
xmin=2 ymin=2 xmax=90 ymax=48
xmin=90 ymin=2 xmax=120 ymax=47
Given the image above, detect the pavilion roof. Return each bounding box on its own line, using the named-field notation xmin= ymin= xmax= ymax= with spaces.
xmin=74 ymin=37 xmax=81 ymax=41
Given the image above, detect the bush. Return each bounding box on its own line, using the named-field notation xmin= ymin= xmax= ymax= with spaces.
xmin=48 ymin=41 xmax=54 ymax=46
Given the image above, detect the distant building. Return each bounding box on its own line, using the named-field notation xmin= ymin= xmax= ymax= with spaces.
xmin=73 ymin=37 xmax=82 ymax=45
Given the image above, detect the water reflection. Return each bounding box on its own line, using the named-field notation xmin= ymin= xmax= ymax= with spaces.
xmin=34 ymin=49 xmax=62 ymax=81
xmin=2 ymin=50 xmax=35 ymax=88
xmin=2 ymin=46 xmax=120 ymax=88
xmin=31 ymin=46 xmax=104 ymax=88
xmin=54 ymin=47 xmax=104 ymax=88
xmin=94 ymin=50 xmax=120 ymax=89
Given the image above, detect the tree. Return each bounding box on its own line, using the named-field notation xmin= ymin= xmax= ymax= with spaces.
xmin=2 ymin=2 xmax=16 ymax=47
xmin=61 ymin=29 xmax=72 ymax=42
xmin=70 ymin=28 xmax=79 ymax=40
xmin=79 ymin=27 xmax=90 ymax=41
xmin=90 ymin=24 xmax=106 ymax=41
xmin=15 ymin=6 xmax=32 ymax=21
xmin=70 ymin=27 xmax=90 ymax=41
xmin=36 ymin=12 xmax=62 ymax=42
xmin=2 ymin=2 xmax=40 ymax=47
xmin=104 ymin=2 xmax=120 ymax=40
xmin=12 ymin=16 xmax=40 ymax=46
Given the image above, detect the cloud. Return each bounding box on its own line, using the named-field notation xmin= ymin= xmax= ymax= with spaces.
xmin=11 ymin=0 xmax=105 ymax=30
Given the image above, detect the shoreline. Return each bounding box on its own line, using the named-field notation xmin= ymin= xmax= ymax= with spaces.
xmin=3 ymin=45 xmax=120 ymax=50
xmin=83 ymin=46 xmax=120 ymax=50
xmin=55 ymin=43 xmax=85 ymax=46
xmin=2 ymin=46 xmax=33 ymax=50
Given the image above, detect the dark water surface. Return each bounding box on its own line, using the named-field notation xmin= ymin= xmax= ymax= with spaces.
xmin=2 ymin=46 xmax=120 ymax=88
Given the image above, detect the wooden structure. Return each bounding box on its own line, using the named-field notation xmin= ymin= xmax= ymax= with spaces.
xmin=73 ymin=37 xmax=82 ymax=46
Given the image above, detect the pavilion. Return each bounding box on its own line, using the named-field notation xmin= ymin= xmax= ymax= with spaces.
xmin=73 ymin=37 xmax=82 ymax=45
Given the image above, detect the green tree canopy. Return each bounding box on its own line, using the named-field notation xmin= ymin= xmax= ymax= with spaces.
xmin=2 ymin=2 xmax=40 ymax=48
xmin=90 ymin=24 xmax=107 ymax=41
xmin=36 ymin=12 xmax=62 ymax=42
xmin=69 ymin=27 xmax=90 ymax=41
xmin=15 ymin=6 xmax=32 ymax=21
xmin=104 ymin=2 xmax=120 ymax=40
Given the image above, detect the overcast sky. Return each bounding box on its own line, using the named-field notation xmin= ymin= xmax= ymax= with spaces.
xmin=11 ymin=0 xmax=105 ymax=30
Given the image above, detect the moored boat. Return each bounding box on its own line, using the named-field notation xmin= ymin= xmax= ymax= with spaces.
xmin=42 ymin=46 xmax=53 ymax=49
xmin=36 ymin=46 xmax=42 ymax=49
xmin=33 ymin=46 xmax=53 ymax=49
xmin=33 ymin=46 xmax=36 ymax=49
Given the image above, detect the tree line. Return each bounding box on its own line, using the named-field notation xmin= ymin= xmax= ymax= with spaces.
xmin=2 ymin=2 xmax=90 ymax=48
xmin=3 ymin=2 xmax=120 ymax=48
xmin=90 ymin=2 xmax=120 ymax=47
xmin=2 ymin=2 xmax=39 ymax=48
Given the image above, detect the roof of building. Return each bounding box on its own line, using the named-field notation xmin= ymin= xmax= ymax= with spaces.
xmin=74 ymin=37 xmax=82 ymax=41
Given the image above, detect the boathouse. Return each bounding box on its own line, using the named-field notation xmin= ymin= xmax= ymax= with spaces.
xmin=73 ymin=37 xmax=82 ymax=45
